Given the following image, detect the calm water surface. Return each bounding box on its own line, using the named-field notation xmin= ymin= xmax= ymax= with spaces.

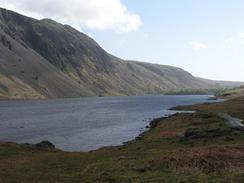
xmin=0 ymin=95 xmax=214 ymax=151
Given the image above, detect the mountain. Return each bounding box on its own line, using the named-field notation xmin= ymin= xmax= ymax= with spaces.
xmin=0 ymin=8 xmax=242 ymax=99
xmin=197 ymin=78 xmax=244 ymax=88
xmin=0 ymin=22 xmax=95 ymax=99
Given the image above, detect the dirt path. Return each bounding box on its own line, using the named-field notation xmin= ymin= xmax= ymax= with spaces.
xmin=218 ymin=113 xmax=244 ymax=130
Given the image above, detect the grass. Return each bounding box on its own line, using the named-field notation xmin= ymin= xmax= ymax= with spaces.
xmin=1 ymin=95 xmax=244 ymax=182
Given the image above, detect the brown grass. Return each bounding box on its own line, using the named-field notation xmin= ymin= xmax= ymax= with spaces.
xmin=152 ymin=145 xmax=244 ymax=173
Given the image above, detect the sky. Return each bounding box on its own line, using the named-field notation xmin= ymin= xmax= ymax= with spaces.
xmin=0 ymin=0 xmax=244 ymax=81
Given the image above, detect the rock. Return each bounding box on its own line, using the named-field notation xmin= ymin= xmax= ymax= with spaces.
xmin=208 ymin=96 xmax=217 ymax=100
xmin=36 ymin=141 xmax=55 ymax=149
xmin=184 ymin=128 xmax=200 ymax=138
xmin=118 ymin=156 xmax=126 ymax=160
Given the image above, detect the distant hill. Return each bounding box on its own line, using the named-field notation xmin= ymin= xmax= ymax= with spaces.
xmin=219 ymin=85 xmax=244 ymax=99
xmin=197 ymin=78 xmax=244 ymax=88
xmin=0 ymin=8 xmax=243 ymax=99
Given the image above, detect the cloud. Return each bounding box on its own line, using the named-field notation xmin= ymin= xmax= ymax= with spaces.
xmin=0 ymin=0 xmax=141 ymax=33
xmin=240 ymin=32 xmax=244 ymax=39
xmin=189 ymin=41 xmax=207 ymax=50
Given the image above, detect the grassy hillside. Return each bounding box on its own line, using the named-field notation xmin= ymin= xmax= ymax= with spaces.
xmin=0 ymin=7 xmax=242 ymax=99
xmin=0 ymin=27 xmax=95 ymax=99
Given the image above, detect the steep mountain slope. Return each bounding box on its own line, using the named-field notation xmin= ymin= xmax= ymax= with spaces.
xmin=0 ymin=26 xmax=95 ymax=99
xmin=0 ymin=8 xmax=242 ymax=99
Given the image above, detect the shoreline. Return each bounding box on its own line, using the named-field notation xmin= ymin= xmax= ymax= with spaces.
xmin=0 ymin=111 xmax=191 ymax=153
xmin=0 ymin=93 xmax=213 ymax=100
xmin=0 ymin=94 xmax=213 ymax=152
xmin=1 ymin=93 xmax=244 ymax=182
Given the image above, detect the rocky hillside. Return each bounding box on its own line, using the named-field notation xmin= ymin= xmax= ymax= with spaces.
xmin=0 ymin=8 xmax=242 ymax=99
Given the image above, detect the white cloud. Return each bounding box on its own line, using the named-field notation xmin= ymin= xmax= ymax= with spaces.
xmin=240 ymin=32 xmax=244 ymax=39
xmin=0 ymin=0 xmax=141 ymax=33
xmin=189 ymin=41 xmax=207 ymax=50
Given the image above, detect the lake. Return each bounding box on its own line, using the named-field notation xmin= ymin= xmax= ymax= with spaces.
xmin=0 ymin=95 xmax=214 ymax=151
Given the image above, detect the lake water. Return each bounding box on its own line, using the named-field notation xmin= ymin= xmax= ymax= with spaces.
xmin=0 ymin=95 xmax=214 ymax=151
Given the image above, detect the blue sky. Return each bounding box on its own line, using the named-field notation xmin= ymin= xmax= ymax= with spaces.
xmin=1 ymin=0 xmax=244 ymax=81
xmin=85 ymin=0 xmax=244 ymax=81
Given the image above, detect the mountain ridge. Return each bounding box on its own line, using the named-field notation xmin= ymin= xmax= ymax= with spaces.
xmin=0 ymin=7 xmax=243 ymax=99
